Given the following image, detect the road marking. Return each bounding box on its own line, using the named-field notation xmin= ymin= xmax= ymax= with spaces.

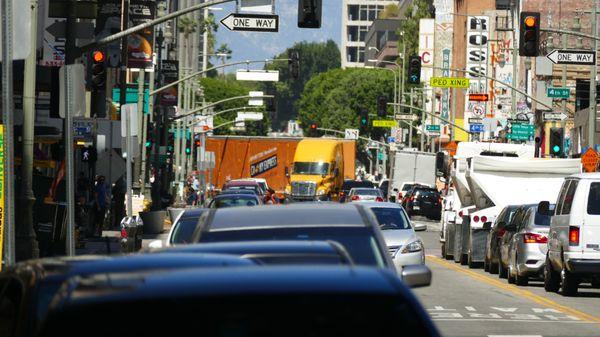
xmin=488 ymin=335 xmax=543 ymax=337
xmin=426 ymin=255 xmax=600 ymax=324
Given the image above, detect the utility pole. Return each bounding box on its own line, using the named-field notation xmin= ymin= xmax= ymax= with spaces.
xmin=17 ymin=0 xmax=39 ymax=260
xmin=1 ymin=0 xmax=16 ymax=265
xmin=589 ymin=0 xmax=598 ymax=149
xmin=138 ymin=69 xmax=148 ymax=195
xmin=511 ymin=1 xmax=519 ymax=120
xmin=409 ymin=89 xmax=414 ymax=148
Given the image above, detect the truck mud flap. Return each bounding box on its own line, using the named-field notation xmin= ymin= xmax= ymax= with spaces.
xmin=445 ymin=222 xmax=455 ymax=258
xmin=453 ymin=222 xmax=463 ymax=263
xmin=469 ymin=229 xmax=488 ymax=263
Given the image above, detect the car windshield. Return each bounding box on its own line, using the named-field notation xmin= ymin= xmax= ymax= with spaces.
xmin=171 ymin=217 xmax=201 ymax=244
xmin=200 ymin=227 xmax=385 ymax=268
xmin=588 ymin=182 xmax=600 ymax=215
xmin=293 ymin=162 xmax=330 ymax=175
xmin=343 ymin=180 xmax=375 ymax=190
xmin=370 ymin=207 xmax=411 ymax=230
xmin=210 ymin=196 xmax=259 ymax=208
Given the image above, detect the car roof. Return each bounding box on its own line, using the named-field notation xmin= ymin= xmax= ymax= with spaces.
xmin=180 ymin=208 xmax=207 ymax=218
xmin=154 ymin=240 xmax=347 ymax=256
xmin=203 ymin=204 xmax=370 ymax=231
xmin=220 ymin=189 xmax=257 ymax=194
xmin=359 ymin=202 xmax=403 ymax=209
xmin=225 ymin=180 xmax=259 ymax=186
xmin=214 ymin=193 xmax=258 ymax=199
xmin=569 ymin=172 xmax=600 ymax=180
xmin=54 ymin=266 xmax=404 ymax=306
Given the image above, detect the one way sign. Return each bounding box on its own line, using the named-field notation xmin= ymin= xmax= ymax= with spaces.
xmin=546 ymin=49 xmax=596 ymax=65
xmin=220 ymin=13 xmax=279 ymax=32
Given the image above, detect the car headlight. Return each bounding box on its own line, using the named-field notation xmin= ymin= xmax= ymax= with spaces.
xmin=401 ymin=240 xmax=423 ymax=254
xmin=317 ymin=189 xmax=326 ymax=196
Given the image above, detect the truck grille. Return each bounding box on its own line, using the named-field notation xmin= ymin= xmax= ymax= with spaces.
xmin=291 ymin=181 xmax=317 ymax=197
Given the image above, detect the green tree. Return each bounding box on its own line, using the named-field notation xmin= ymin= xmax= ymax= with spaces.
xmin=199 ymin=77 xmax=270 ymax=136
xmin=263 ymin=40 xmax=341 ymax=130
xmin=379 ymin=4 xmax=400 ymax=19
xmin=216 ymin=44 xmax=233 ymax=75
xmin=398 ymin=0 xmax=432 ymax=89
xmin=297 ymin=68 xmax=395 ymax=140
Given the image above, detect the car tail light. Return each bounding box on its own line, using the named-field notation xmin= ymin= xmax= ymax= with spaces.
xmin=497 ymin=228 xmax=506 ymax=238
xmin=375 ymin=197 xmax=384 ymax=202
xmin=524 ymin=233 xmax=547 ymax=244
xmin=459 ymin=211 xmax=464 ymax=217
xmin=351 ymin=195 xmax=360 ymax=201
xmin=473 ymin=215 xmax=480 ymax=223
xmin=569 ymin=226 xmax=580 ymax=246
xmin=340 ymin=191 xmax=345 ymax=197
xmin=410 ymin=196 xmax=415 ymax=202
xmin=398 ymin=193 xmax=403 ymax=199
xmin=120 ymin=228 xmax=128 ymax=239
xmin=481 ymin=216 xmax=488 ymax=223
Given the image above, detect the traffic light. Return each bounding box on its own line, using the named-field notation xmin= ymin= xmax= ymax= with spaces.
xmin=289 ymin=49 xmax=300 ymax=79
xmin=298 ymin=0 xmax=322 ymax=28
xmin=306 ymin=121 xmax=318 ymax=137
xmin=377 ymin=96 xmax=388 ymax=117
xmin=359 ymin=109 xmax=369 ymax=129
xmin=519 ymin=12 xmax=540 ymax=57
xmin=408 ymin=55 xmax=421 ymax=84
xmin=549 ymin=127 xmax=564 ymax=157
xmin=146 ymin=123 xmax=154 ymax=149
xmin=185 ymin=140 xmax=192 ymax=155
xmin=90 ymin=50 xmax=107 ymax=90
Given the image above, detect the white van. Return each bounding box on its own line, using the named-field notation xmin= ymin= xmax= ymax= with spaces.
xmin=544 ymin=173 xmax=600 ymax=296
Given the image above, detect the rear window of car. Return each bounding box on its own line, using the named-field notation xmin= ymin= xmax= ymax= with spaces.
xmin=370 ymin=208 xmax=411 ymax=230
xmin=587 ymin=182 xmax=600 ymax=215
xmin=353 ymin=189 xmax=380 ymax=196
xmin=171 ymin=217 xmax=201 ymax=244
xmin=415 ymin=189 xmax=439 ymax=198
xmin=199 ymin=227 xmax=384 ymax=267
xmin=210 ymin=208 xmax=366 ymax=228
xmin=343 ymin=181 xmax=375 ymax=190
xmin=211 ymin=196 xmax=258 ymax=208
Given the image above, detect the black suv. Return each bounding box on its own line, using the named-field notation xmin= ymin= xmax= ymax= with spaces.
xmin=402 ymin=186 xmax=442 ymax=220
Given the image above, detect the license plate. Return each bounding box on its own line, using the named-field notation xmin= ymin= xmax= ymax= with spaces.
xmin=413 ymin=206 xmax=420 ymax=210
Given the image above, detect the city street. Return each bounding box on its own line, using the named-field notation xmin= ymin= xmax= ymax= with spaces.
xmin=411 ymin=218 xmax=600 ymax=337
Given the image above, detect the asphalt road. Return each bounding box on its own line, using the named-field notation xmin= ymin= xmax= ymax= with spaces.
xmin=410 ymin=217 xmax=600 ymax=337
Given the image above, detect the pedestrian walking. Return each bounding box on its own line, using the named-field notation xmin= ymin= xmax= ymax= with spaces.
xmin=93 ymin=176 xmax=109 ymax=236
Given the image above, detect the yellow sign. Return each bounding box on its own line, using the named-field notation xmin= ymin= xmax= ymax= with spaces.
xmin=372 ymin=120 xmax=397 ymax=128
xmin=0 ymin=125 xmax=4 ymax=269
xmin=430 ymin=77 xmax=470 ymax=88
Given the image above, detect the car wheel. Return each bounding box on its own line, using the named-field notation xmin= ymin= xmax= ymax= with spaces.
xmin=498 ymin=261 xmax=508 ymax=279
xmin=544 ymin=256 xmax=560 ymax=292
xmin=515 ymin=272 xmax=529 ymax=286
xmin=489 ymin=262 xmax=499 ymax=274
xmin=560 ymin=264 xmax=578 ymax=296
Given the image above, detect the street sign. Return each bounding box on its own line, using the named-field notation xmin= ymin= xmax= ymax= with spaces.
xmin=394 ymin=114 xmax=419 ymax=121
xmin=468 ymin=117 xmax=483 ymax=124
xmin=237 ymin=70 xmax=279 ymax=82
xmin=372 ymin=120 xmax=397 ymax=128
xmin=387 ymin=137 xmax=396 ymax=144
xmin=426 ymin=124 xmax=441 ymax=132
xmin=220 ymin=13 xmax=279 ymax=32
xmin=546 ymin=87 xmax=570 ymax=99
xmin=59 ymin=64 xmax=86 ymax=118
xmin=0 ymin=0 xmax=31 ymax=61
xmin=546 ymin=49 xmax=596 ymax=65
xmin=469 ymin=93 xmax=489 ymax=102
xmin=237 ymin=112 xmax=264 ymax=121
xmin=430 ymin=77 xmax=470 ymax=88
xmin=581 ymin=148 xmax=600 ymax=172
xmin=469 ymin=124 xmax=485 ymax=133
xmin=46 ymin=21 xmax=94 ymax=39
xmin=49 ymin=0 xmax=98 ymax=18
xmin=543 ymin=112 xmax=568 ymax=122
xmin=344 ymin=129 xmax=359 ymax=140
xmin=472 ymin=105 xmax=485 ymax=117
xmin=507 ymin=123 xmax=535 ymax=141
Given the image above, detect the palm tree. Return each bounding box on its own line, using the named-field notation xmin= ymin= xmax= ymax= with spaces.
xmin=216 ymin=44 xmax=232 ymax=75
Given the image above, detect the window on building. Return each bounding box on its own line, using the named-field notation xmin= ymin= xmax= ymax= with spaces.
xmin=348 ymin=26 xmax=359 ymax=42
xmin=347 ymin=47 xmax=358 ymax=63
xmin=348 ymin=5 xmax=359 ymax=21
xmin=359 ymin=26 xmax=369 ymax=42
xmin=359 ymin=5 xmax=368 ymax=21
xmin=358 ymin=47 xmax=365 ymax=63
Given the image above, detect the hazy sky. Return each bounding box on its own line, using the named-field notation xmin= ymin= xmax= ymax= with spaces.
xmin=211 ymin=1 xmax=342 ymax=71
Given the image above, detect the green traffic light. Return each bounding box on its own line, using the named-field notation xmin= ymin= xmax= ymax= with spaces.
xmin=145 ymin=141 xmax=152 ymax=148
xmin=361 ymin=118 xmax=367 ymax=125
xmin=553 ymin=145 xmax=561 ymax=153
xmin=185 ymin=148 xmax=191 ymax=155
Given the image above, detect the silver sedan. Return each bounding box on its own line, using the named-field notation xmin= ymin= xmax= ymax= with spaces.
xmin=362 ymin=202 xmax=425 ymax=271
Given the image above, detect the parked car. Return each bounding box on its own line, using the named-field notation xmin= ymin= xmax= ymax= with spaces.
xmin=208 ymin=193 xmax=261 ymax=209
xmin=498 ymin=204 xmax=536 ymax=279
xmin=544 ymin=173 xmax=600 ymax=296
xmin=403 ymin=186 xmax=442 ymax=220
xmin=0 ymin=254 xmax=254 ymax=337
xmin=347 ymin=187 xmax=384 ymax=202
xmin=362 ymin=202 xmax=425 ymax=271
xmin=222 ymin=180 xmax=264 ymax=196
xmin=41 ymin=266 xmax=437 ymax=337
xmin=506 ymin=204 xmax=555 ymax=286
xmin=153 ymin=240 xmax=355 ymax=266
xmin=190 ymin=204 xmax=397 ymax=273
xmin=148 ymin=208 xmax=206 ymax=249
xmin=395 ymin=182 xmax=433 ymax=203
xmin=340 ymin=179 xmax=375 ymax=202
xmin=484 ymin=205 xmax=519 ymax=274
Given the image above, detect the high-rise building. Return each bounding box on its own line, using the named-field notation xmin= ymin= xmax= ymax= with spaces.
xmin=341 ymin=0 xmax=401 ymax=68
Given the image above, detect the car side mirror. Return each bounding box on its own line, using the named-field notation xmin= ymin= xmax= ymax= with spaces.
xmin=401 ymin=265 xmax=432 ymax=288
xmin=393 ymin=188 xmax=398 ymax=192
xmin=147 ymin=240 xmax=163 ymax=249
xmin=538 ymin=201 xmax=551 ymax=215
xmin=482 ymin=222 xmax=492 ymax=230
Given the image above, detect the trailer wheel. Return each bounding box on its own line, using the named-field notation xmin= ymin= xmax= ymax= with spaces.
xmin=460 ymin=253 xmax=468 ymax=265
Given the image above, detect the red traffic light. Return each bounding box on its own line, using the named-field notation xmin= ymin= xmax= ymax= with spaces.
xmin=310 ymin=123 xmax=318 ymax=130
xmin=92 ymin=50 xmax=105 ymax=63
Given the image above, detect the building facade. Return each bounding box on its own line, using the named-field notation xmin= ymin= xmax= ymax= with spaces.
xmin=341 ymin=0 xmax=403 ymax=68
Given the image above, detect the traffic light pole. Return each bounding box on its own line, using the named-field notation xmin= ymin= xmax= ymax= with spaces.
xmin=591 ymin=2 xmax=598 ymax=150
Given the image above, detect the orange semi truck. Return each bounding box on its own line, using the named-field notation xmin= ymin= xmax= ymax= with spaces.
xmin=205 ymin=136 xmax=356 ymax=192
